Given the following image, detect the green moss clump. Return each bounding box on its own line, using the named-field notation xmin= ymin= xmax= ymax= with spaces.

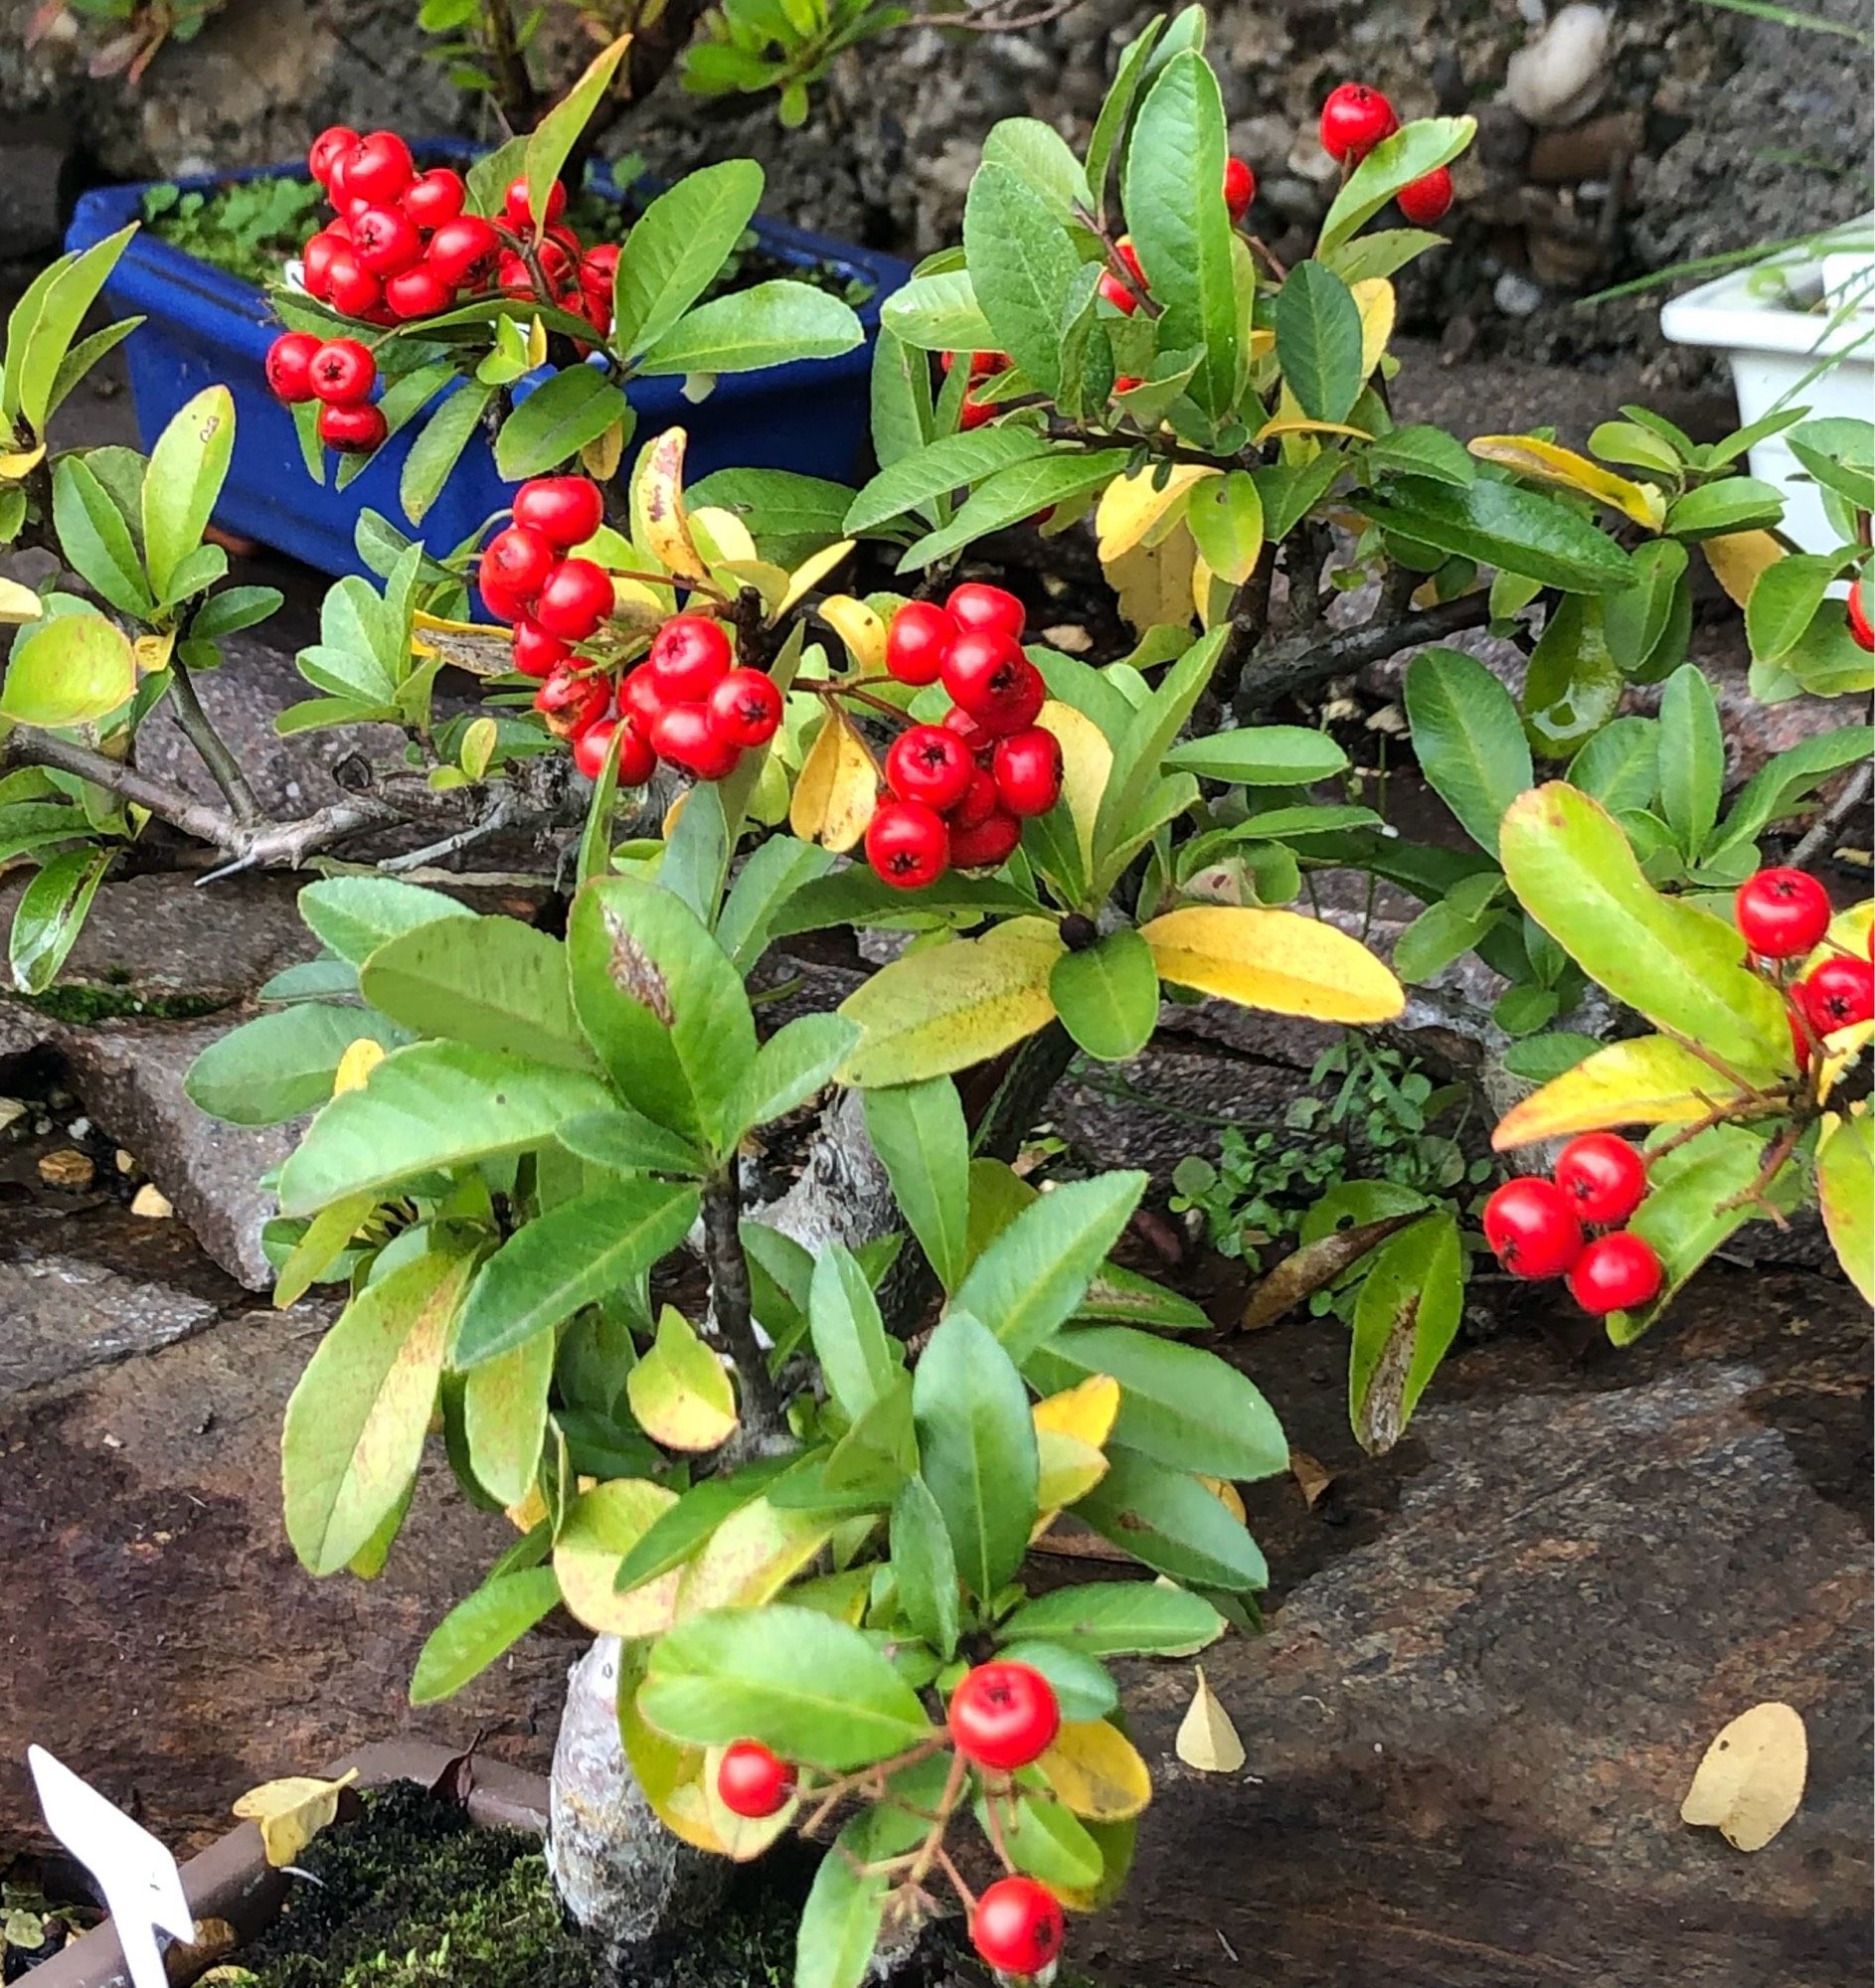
xmin=18 ymin=983 xmax=229 ymax=1025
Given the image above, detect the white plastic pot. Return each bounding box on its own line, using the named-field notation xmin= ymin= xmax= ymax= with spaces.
xmin=1659 ymin=217 xmax=1875 ymax=554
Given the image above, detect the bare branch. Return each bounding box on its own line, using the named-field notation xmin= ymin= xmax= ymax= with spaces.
xmin=1790 ymin=758 xmax=1872 ymax=870
xmin=702 ymin=1169 xmax=788 ymax=1438
xmin=167 ymin=659 xmax=261 ymax=825
xmin=1233 ymin=589 xmax=1494 ymax=719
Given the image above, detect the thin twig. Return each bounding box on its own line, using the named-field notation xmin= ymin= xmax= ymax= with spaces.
xmin=167 ymin=658 xmax=261 ymax=824
xmin=1790 ymin=759 xmax=1872 ymax=870
xmin=1233 ymin=589 xmax=1494 ymax=718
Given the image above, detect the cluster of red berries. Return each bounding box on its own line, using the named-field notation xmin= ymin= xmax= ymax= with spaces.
xmin=1483 ymin=1135 xmax=1661 ymax=1314
xmin=1734 ymin=866 xmax=1873 ymax=1063
xmin=1318 ymin=82 xmax=1453 ymax=224
xmin=869 ymin=583 xmax=1063 ymax=889
xmin=716 ymin=1661 xmax=1067 ymax=1977
xmin=262 ymin=331 xmax=386 ymax=453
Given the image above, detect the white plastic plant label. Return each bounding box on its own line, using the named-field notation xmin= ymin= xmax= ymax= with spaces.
xmin=28 ymin=1745 xmax=195 ymax=1988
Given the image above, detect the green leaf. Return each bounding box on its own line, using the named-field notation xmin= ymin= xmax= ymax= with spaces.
xmin=912 ymin=1309 xmax=1038 ymax=1599
xmin=1391 ymin=872 xmax=1504 ymax=983
xmin=1403 ymin=647 xmax=1532 ymax=857
xmin=52 ymin=457 xmax=150 ymax=615
xmin=192 ymin=584 xmax=284 ymax=640
xmin=953 ymin=1169 xmax=1147 ymax=1359
xmin=1655 ymin=662 xmax=1724 ymax=860
xmin=1365 ymin=423 xmax=1476 ymax=487
xmin=714 ymin=834 xmax=837 ymax=972
xmin=963 ymin=163 xmax=1080 ymax=396
xmin=638 ymin=280 xmax=862 ymax=377
xmin=283 ymin=1249 xmax=472 ymax=1574
xmin=1095 ymin=625 xmax=1229 ymax=872
xmin=1163 ymin=723 xmax=1348 ymax=786
xmin=1347 ymin=1212 xmax=1463 ymax=1453
xmin=462 ymin=1326 xmax=555 ymax=1503
xmin=1710 ymin=725 xmax=1875 ymax=859
xmin=141 ymin=385 xmax=235 ymax=602
xmin=298 ymin=876 xmax=473 ymax=965
xmin=1025 ymin=1324 xmax=1286 ymax=1481
xmin=1817 ymin=1116 xmax=1874 ymax=1305
xmin=890 ymin=1476 xmax=960 ymax=1659
xmin=861 ymin=1077 xmax=970 ymax=1292
xmin=844 ymin=427 xmax=1050 ymax=535
xmin=1273 ymin=260 xmax=1364 ymax=425
xmin=495 ymin=369 xmax=630 ymax=480
xmin=184 ymin=1003 xmax=405 ymax=1126
xmin=895 ymin=450 xmax=1133 ymax=572
xmin=794 ymin=1835 xmax=887 ymax=1988
xmin=639 ymin=1604 xmax=931 ymax=1768
xmin=8 ymin=847 xmax=109 ymax=995
xmin=44 ymin=316 xmax=143 ymax=425
xmin=1184 ymin=470 xmax=1264 ymax=583
xmin=809 ymin=1242 xmax=903 ymax=1422
xmin=879 ymin=269 xmax=998 ymax=354
xmin=1049 ymin=926 xmax=1160 ymax=1063
xmin=453 ymin=1177 xmax=701 ymax=1367
xmin=1663 ymin=477 xmax=1785 ymax=542
xmin=770 ymin=867 xmax=1041 ymax=939
xmin=725 ymin=1013 xmax=858 ymax=1140
xmin=0 ymin=612 xmax=134 ymax=728
xmin=610 ymin=1458 xmax=794 ymax=1592
xmin=276 ymin=1041 xmax=615 ymax=1217
xmin=999 ymin=1581 xmax=1224 ymax=1657
xmin=612 ymin=159 xmax=765 ymax=357
xmin=410 ymin=1566 xmax=562 ymax=1704
xmin=522 ymin=32 xmax=631 ymax=233
xmin=978 ymin=1792 xmax=1104 ymax=1891
xmin=1567 ymin=715 xmax=1659 ymax=813
xmin=7 ymin=226 xmax=135 ymax=432
xmin=402 ymin=384 xmax=497 ymax=525
xmin=1075 ymin=1446 xmax=1267 ymax=1591
xmin=1365 ymin=477 xmax=1633 ymax=593
xmin=556 ymin=1101 xmax=710 ymax=1179
xmin=1318 ymin=116 xmax=1476 ymax=256
xmin=1084 ymin=14 xmax=1163 ymax=217
xmin=1521 ymin=593 xmax=1622 ymax=758
xmin=983 ymin=115 xmax=1094 ymax=225
xmin=1744 ymin=552 xmax=1843 ymax=664
xmin=685 ymin=469 xmax=857 ymax=572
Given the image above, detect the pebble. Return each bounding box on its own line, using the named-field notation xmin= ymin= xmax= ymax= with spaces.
xmin=1506 ymin=3 xmax=1613 ymax=128
xmin=0 ymin=1098 xmax=24 ymax=1134
xmin=131 ymin=1184 xmax=175 ymax=1219
xmin=1494 ymin=270 xmax=1547 ymax=317
xmin=38 ymin=1149 xmax=95 ymax=1190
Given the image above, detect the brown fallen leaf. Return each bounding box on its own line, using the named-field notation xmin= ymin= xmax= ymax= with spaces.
xmin=1239 ymin=1215 xmax=1417 ymax=1331
xmin=1288 ymin=1448 xmax=1335 ymax=1510
xmin=1681 ymin=1702 xmax=1807 ymax=1852
xmin=1175 ymin=1668 xmax=1246 ymax=1773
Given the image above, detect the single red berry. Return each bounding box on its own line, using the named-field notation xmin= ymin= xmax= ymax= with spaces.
xmin=385 ymin=264 xmax=453 ymax=320
xmin=992 ymin=726 xmax=1065 ymax=819
xmin=481 ymin=524 xmax=557 ymax=604
xmin=1223 ymin=156 xmax=1257 ymax=222
xmin=1112 ymin=374 xmax=1144 ymax=396
xmin=943 ymin=637 xmax=1046 ymax=737
xmin=958 ymin=392 xmax=995 ymax=430
xmin=941 ymin=703 xmax=994 ymax=756
xmin=511 ymin=618 xmax=571 ymax=679
xmin=300 ymin=230 xmax=345 ymax=299
xmin=308 ymin=338 xmax=377 ymax=405
xmin=1567 ymin=1231 xmax=1663 ymax=1316
xmin=648 ymin=613 xmax=734 ymax=702
xmin=614 ymin=718 xmax=658 ymax=788
xmin=950 ymin=764 xmax=999 ymax=830
xmin=308 ymin=125 xmax=361 ymax=186
xmin=496 ymin=251 xmax=535 ymax=299
xmin=948 ymin=808 xmax=1022 ymax=869
xmin=514 ymin=475 xmax=604 ymax=549
xmin=316 ymin=401 xmax=387 ymax=453
xmin=885 ymin=600 xmax=957 ymax=686
xmin=580 ymin=243 xmax=620 ymax=296
xmin=504 ymin=175 xmax=567 ymax=229
xmin=264 ymin=331 xmax=321 ymax=403
xmin=715 ymin=1740 xmax=795 ymax=1819
xmin=866 ymin=798 xmax=949 ymax=891
xmin=351 ymin=204 xmax=424 ymax=276
xmin=402 ymin=167 xmax=465 ymax=230
xmin=1481 ymin=1176 xmax=1583 ymax=1279
xmin=1796 ymin=954 xmax=1875 ymax=1036
xmin=535 ymin=560 xmax=614 ymax=641
xmin=1790 ymin=1005 xmax=1813 ymax=1074
xmin=1849 ymin=578 xmax=1874 ymax=653
xmin=571 ymin=718 xmax=619 ymax=781
xmin=1397 ymin=166 xmax=1453 ymax=227
xmin=1553 ymin=1134 xmax=1647 ymax=1227
xmin=619 ymin=663 xmax=665 ymax=733
xmin=1098 ymin=236 xmax=1147 ymax=314
xmin=650 ymin=702 xmax=741 ymax=781
xmin=426 ymin=215 xmax=502 ymax=290
xmin=1736 ymin=868 xmax=1832 ymax=959
xmin=707 ymin=668 xmax=783 ymax=749
xmin=345 ymin=131 xmax=416 ymax=206
xmin=940 ymin=348 xmax=1011 ymax=379
xmin=323 ymin=253 xmax=383 ymax=320
xmin=882 ymin=725 xmax=972 ymax=812
xmin=535 ymin=666 xmax=613 ymax=740
xmin=948 ymin=1661 xmax=1061 ymax=1770
xmin=971 ymin=1877 xmax=1065 ymax=1977
xmin=478 ymin=577 xmax=527 ymax=624
xmin=1319 ymin=83 xmax=1399 ymax=162
xmin=946 ymin=581 xmax=1026 ymax=642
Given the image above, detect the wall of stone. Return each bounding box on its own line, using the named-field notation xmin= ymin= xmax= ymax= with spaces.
xmin=2 ymin=0 xmax=1869 ymax=365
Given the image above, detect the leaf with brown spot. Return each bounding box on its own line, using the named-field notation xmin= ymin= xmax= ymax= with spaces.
xmin=605 ymin=909 xmax=675 ymax=1025
xmin=1347 ymin=1213 xmax=1463 ymax=1455
xmin=1240 ymin=1214 xmax=1418 ymax=1331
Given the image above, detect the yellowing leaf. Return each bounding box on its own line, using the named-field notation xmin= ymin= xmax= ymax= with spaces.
xmin=1139 ymin=906 xmax=1404 ymax=1024
xmin=1034 ymin=1427 xmax=1109 ymax=1521
xmin=581 ymin=417 xmax=625 ymax=482
xmin=788 ymin=713 xmax=878 ymax=852
xmin=1680 ymin=1701 xmax=1807 ymax=1852
xmin=333 ymin=1037 xmax=386 ymax=1096
xmin=777 ymin=540 xmax=856 ymax=617
xmin=1106 ymin=533 xmax=1199 ymax=637
xmin=673 ymin=1497 xmax=832 ymax=1621
xmin=1469 ymin=435 xmax=1667 ymax=531
xmin=626 ymin=1305 xmax=739 ymax=1451
xmin=1033 ymin=1374 xmax=1120 ymax=1448
xmin=0 ymin=578 xmax=43 ymax=625
xmin=553 ymin=1477 xmax=682 ymax=1635
xmin=690 ymin=506 xmax=761 ymax=566
xmin=1198 ymin=1474 xmax=1246 ymax=1523
xmin=1253 ymin=416 xmax=1374 ymax=444
xmin=1039 ymin=1719 xmax=1153 ymax=1821
xmin=1096 ymin=464 xmax=1219 ymax=564
xmin=1817 ymin=1020 xmax=1873 ymax=1105
xmin=133 ymin=630 xmax=175 ymax=675
xmin=1351 ymin=278 xmax=1396 ymax=380
xmin=1704 ymin=531 xmax=1786 ymax=608
xmin=701 ymin=1744 xmax=798 ymax=1860
xmin=632 ymin=427 xmax=708 ymax=580
xmin=818 ymin=593 xmax=888 ymax=672
xmin=1039 ymin=699 xmax=1113 ymax=876
xmin=0 ymin=442 xmax=48 ymax=479
xmin=1174 ymin=1669 xmax=1245 ymax=1774
xmin=1816 ymin=1110 xmax=1874 ymax=1301
xmin=1491 ymin=1034 xmax=1742 ymax=1149
xmin=619 ymin=1666 xmax=727 ymax=1855
xmin=233 ymin=1769 xmax=359 ymax=1868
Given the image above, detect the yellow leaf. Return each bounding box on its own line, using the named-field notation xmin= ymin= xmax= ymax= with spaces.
xmin=0 ymin=442 xmax=48 ymax=479
xmin=132 ymin=629 xmax=175 ymax=675
xmin=233 ymin=1769 xmax=359 ymax=1868
xmin=1198 ymin=1474 xmax=1246 ymax=1523
xmin=1680 ymin=1702 xmax=1807 ymax=1852
xmin=1033 ymin=1428 xmax=1108 ymax=1521
xmin=1033 ymin=1373 xmax=1120 ymax=1448
xmin=1803 ymin=901 xmax=1874 ymax=975
xmin=689 ymin=506 xmax=761 ymax=566
xmin=505 ymin=1483 xmax=550 ymax=1533
xmin=1468 ymin=434 xmax=1667 ymax=531
xmin=1105 ymin=534 xmax=1198 ymax=637
xmin=619 ymin=1662 xmax=728 ymax=1856
xmin=1096 ymin=463 xmax=1219 ymax=564
xmin=1705 ymin=531 xmax=1786 ymax=608
xmin=1139 ymin=906 xmax=1404 ymax=1024
xmin=333 ymin=1038 xmax=386 ymax=1095
xmin=607 ymin=577 xmax=669 ymax=633
xmin=1039 ymin=1720 xmax=1152 ymax=1822
xmin=525 ymin=315 xmax=548 ymax=369
xmin=1174 ymin=1669 xmax=1245 ymax=1773
xmin=0 ymin=578 xmax=43 ymax=625
xmin=632 ymin=427 xmax=708 ymax=580
xmin=777 ymin=540 xmax=856 ymax=617
xmin=789 ymin=713 xmax=879 ymax=853
xmin=818 ymin=593 xmax=888 ymax=672
xmin=1253 ymin=415 xmax=1373 ymax=444
xmin=1491 ymin=1034 xmax=1743 ymax=1149
xmin=1817 ymin=1019 xmax=1872 ymax=1105
xmin=1816 ymin=1110 xmax=1874 ymax=1300
xmin=626 ymin=1305 xmax=740 ymax=1451
xmin=673 ymin=1497 xmax=832 ymax=1621
xmin=714 ymin=558 xmax=792 ymax=615
xmin=1038 ymin=699 xmax=1112 ymax=876
xmin=581 ymin=417 xmax=625 ymax=482
xmin=553 ymin=1477 xmax=683 ymax=1635
xmin=1351 ymin=278 xmax=1396 ymax=380
xmin=701 ymin=1744 xmax=798 ymax=1861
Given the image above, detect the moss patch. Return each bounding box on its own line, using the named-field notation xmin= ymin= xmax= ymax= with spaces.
xmin=18 ymin=984 xmax=230 ymax=1025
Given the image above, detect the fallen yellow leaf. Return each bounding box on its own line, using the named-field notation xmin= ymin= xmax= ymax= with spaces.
xmin=1174 ymin=1668 xmax=1245 ymax=1773
xmin=1681 ymin=1701 xmax=1807 ymax=1852
xmin=232 ymin=1769 xmax=359 ymax=1867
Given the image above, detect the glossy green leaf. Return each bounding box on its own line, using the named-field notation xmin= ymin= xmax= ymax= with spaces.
xmin=410 ymin=1566 xmax=562 ymax=1704
xmin=977 ymin=1792 xmax=1104 ymax=1891
xmin=809 ymin=1242 xmax=903 ymax=1423
xmin=878 ymin=269 xmax=998 ymax=354
xmin=999 ymin=1580 xmax=1225 ymax=1657
xmin=142 ymin=386 xmax=235 ymax=602
xmin=725 ymin=1013 xmax=858 ymax=1140
xmin=1365 ymin=477 xmax=1633 ymax=592
xmin=1164 ymin=722 xmax=1347 ymax=786
xmin=612 ymin=159 xmax=765 ymax=356
xmin=1049 ymin=926 xmax=1160 ymax=1063
xmin=795 ymin=1832 xmax=887 ymax=1988
xmin=522 ymin=32 xmax=630 ymax=233
xmin=636 ymin=280 xmax=862 ymax=377
xmin=1663 ymin=477 xmax=1785 ymax=541
xmin=184 ymin=1003 xmax=406 ymax=1127
xmin=1655 ymin=662 xmax=1724 ymax=859
xmin=862 ymin=1077 xmax=971 ymax=1292
xmin=1075 ymin=1446 xmax=1267 ymax=1591
xmin=52 ymin=456 xmax=150 ymax=615
xmin=1273 ymin=259 xmax=1363 ymax=425
xmin=1818 ymin=1116 xmax=1873 ymax=1304
xmin=402 ymin=384 xmax=497 ymax=525
xmin=297 ymin=875 xmax=473 ymax=965
xmin=7 ymin=847 xmax=110 ymax=995
xmin=1318 ymin=116 xmax=1476 ymax=255
xmin=1403 ymin=647 xmax=1531 ymax=857
xmin=963 ymin=163 xmax=1079 ymax=396
xmin=495 ymin=369 xmax=630 ymax=480
xmin=890 ymin=1476 xmax=960 ymax=1659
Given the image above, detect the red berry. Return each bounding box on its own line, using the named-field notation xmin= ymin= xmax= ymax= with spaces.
xmin=650 ymin=703 xmax=741 ymax=781
xmin=958 ymin=392 xmax=995 ymax=431
xmin=308 ymin=125 xmax=360 ymax=186
xmin=514 ymin=475 xmax=605 ymax=549
xmin=947 ymin=809 xmax=1022 ymax=869
xmin=323 ymin=253 xmax=383 ymax=320
xmin=572 ymin=718 xmax=619 ymax=781
xmin=308 ymin=338 xmax=376 ymax=405
xmin=648 ymin=613 xmax=733 ymax=702
xmin=1796 ymin=954 xmax=1875 ymax=1036
xmin=1098 ymin=237 xmax=1147 ymax=314
xmin=1736 ymin=867 xmax=1832 ymax=959
xmin=942 ymin=635 xmax=1045 ymax=737
xmin=971 ymin=1877 xmax=1065 ymax=1978
xmin=1112 ymin=374 xmax=1144 ymax=397
xmin=941 ymin=704 xmax=994 ymax=756
xmin=948 ymin=1661 xmax=1060 ymax=1770
xmin=946 ymin=581 xmax=1026 ymax=642
xmin=1223 ymin=155 xmax=1257 ymax=222
xmin=426 ymin=215 xmax=502 ymax=290
xmin=316 ymin=401 xmax=387 ymax=454
xmin=866 ymin=798 xmax=949 ymax=891
xmin=1567 ymin=1231 xmax=1663 ymax=1316
xmin=535 ymin=666 xmax=613 ymax=740
xmin=1481 ymin=1176 xmax=1583 ymax=1279
xmin=1319 ymin=83 xmax=1399 ymax=162
xmin=1790 ymin=1005 xmax=1813 ymax=1074
xmin=581 ymin=243 xmax=620 ymax=295
xmin=614 ymin=719 xmax=658 ymax=788
xmin=707 ymin=668 xmax=783 ymax=749
xmin=481 ymin=524 xmax=557 ymax=603
xmin=534 ymin=560 xmax=614 ymax=641
xmin=885 ymin=600 xmax=956 ymax=686
xmin=1849 ymin=578 xmax=1874 ymax=653
xmin=885 ymin=725 xmax=973 ymax=812
xmin=619 ymin=663 xmax=665 ymax=733
xmin=991 ymin=726 xmax=1064 ymax=819
xmin=1397 ymin=166 xmax=1453 ymax=226
xmin=478 ymin=577 xmax=526 ymax=623
xmin=264 ymin=331 xmax=321 ymax=403
xmin=345 ymin=131 xmax=416 ymax=206
xmin=1553 ymin=1134 xmax=1647 ymax=1227
xmin=939 ymin=348 xmax=1009 ymax=378
xmin=504 ymin=174 xmax=567 ymax=229
xmin=497 ymin=252 xmax=534 ymax=299
xmin=384 ymin=264 xmax=453 ymax=320
xmin=511 ymin=619 xmax=571 ymax=679
xmin=716 ymin=1740 xmax=794 ymax=1820
xmin=402 ymin=167 xmax=464 ymax=230
xmin=950 ymin=764 xmax=999 ymax=830
xmin=300 ymin=230 xmax=345 ymax=299
xmin=351 ymin=204 xmax=423 ymax=276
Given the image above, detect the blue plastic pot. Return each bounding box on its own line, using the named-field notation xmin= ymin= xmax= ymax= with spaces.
xmin=64 ymin=153 xmax=911 ymax=579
